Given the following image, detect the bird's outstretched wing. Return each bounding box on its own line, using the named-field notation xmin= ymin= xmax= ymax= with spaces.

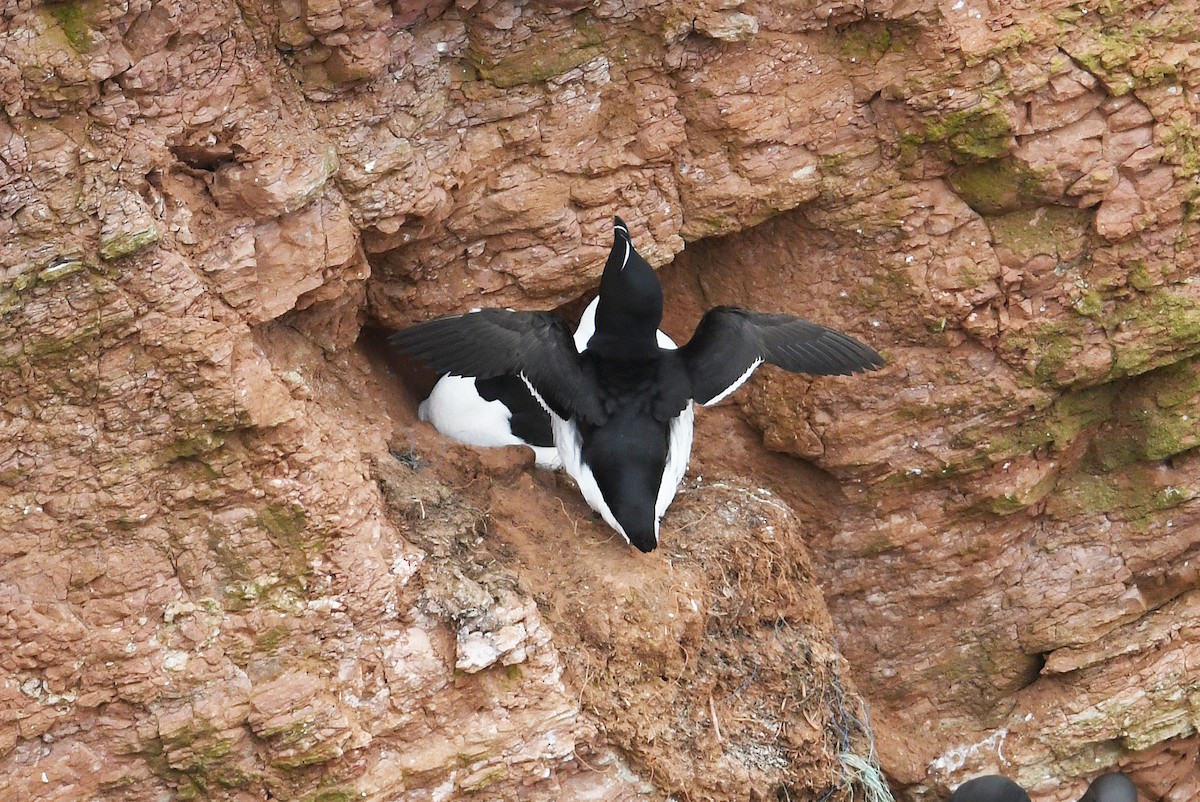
xmin=388 ymin=309 xmax=604 ymax=423
xmin=678 ymin=306 xmax=885 ymax=406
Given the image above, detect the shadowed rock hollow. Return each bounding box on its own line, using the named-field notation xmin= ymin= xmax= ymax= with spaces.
xmin=2 ymin=0 xmax=1199 ymax=800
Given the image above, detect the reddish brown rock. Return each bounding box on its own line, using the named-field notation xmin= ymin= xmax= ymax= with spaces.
xmin=3 ymin=0 xmax=1199 ymax=800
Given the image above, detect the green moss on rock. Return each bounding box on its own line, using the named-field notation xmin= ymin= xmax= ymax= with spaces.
xmin=950 ymin=159 xmax=1055 ymax=215
xmin=46 ymin=1 xmax=93 ymax=52
xmin=461 ymin=766 xmax=508 ymax=793
xmin=155 ymin=719 xmax=247 ymax=799
xmin=1050 ymin=463 xmax=1194 ymax=525
xmin=99 ymin=224 xmax=160 ymax=261
xmin=856 ymin=531 xmax=900 ymax=556
xmin=1062 ymin=5 xmax=1198 ymax=95
xmin=37 ymin=258 xmax=85 ymax=283
xmin=257 ymin=503 xmax=308 ymax=541
xmin=1004 ymin=271 xmax=1200 ymax=390
xmin=255 ymin=502 xmax=325 ymax=582
xmin=962 ymin=384 xmax=1114 ymax=466
xmin=902 ymin=99 xmax=1015 ymax=164
xmin=852 ymin=259 xmax=915 ymax=312
xmin=989 ymin=469 xmax=1060 ymax=515
xmin=1073 ymin=289 xmax=1104 ymax=317
xmin=253 ymin=623 xmax=291 ymax=653
xmin=164 ymin=432 xmax=227 ymax=461
xmin=1 ymin=306 xmax=105 ymax=369
xmin=1162 ymin=119 xmax=1200 ymax=179
xmin=299 ymin=789 xmax=360 ymax=802
xmin=1051 ymin=472 xmax=1120 ymax=516
xmin=835 ymin=21 xmax=897 ymax=63
xmin=986 ymin=205 xmax=1092 ymax=262
xmin=1003 ymin=318 xmax=1090 ymax=388
xmin=1091 ymin=358 xmax=1200 ymax=468
xmin=270 ymin=742 xmax=343 ymax=770
xmin=472 ymin=11 xmax=604 ymax=88
xmin=1127 ymin=260 xmax=1155 ymax=291
xmin=259 ymin=710 xmax=345 ymax=770
xmin=161 ymin=721 xmax=218 ymax=753
xmin=1110 ymin=291 xmax=1200 ymax=378
xmin=1125 ymin=410 xmax=1195 ymax=464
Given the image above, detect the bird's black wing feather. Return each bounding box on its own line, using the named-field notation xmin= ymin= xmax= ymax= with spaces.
xmin=475 ymin=375 xmax=555 ymax=447
xmin=679 ymin=306 xmax=885 ymax=406
xmin=388 ymin=309 xmax=605 ymax=423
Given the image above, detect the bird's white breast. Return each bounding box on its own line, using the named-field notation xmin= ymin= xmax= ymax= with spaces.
xmin=422 ymin=376 xmax=561 ymax=469
xmin=420 ymin=375 xmax=517 ymax=447
xmin=656 ymin=402 xmax=695 ymax=533
xmin=551 ymin=413 xmax=629 ymax=541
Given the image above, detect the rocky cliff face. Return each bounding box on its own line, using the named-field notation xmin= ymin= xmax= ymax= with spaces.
xmin=2 ymin=0 xmax=1199 ymax=800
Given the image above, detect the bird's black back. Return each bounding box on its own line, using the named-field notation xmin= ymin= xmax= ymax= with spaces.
xmin=576 ymin=354 xmax=689 ymax=551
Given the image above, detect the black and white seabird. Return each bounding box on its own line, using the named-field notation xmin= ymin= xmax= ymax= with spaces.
xmin=950 ymin=776 xmax=1031 ymax=802
xmin=415 ymin=299 xmax=677 ymax=470
xmin=390 ymin=216 xmax=884 ymax=552
xmin=419 ymin=373 xmax=563 ymax=469
xmin=949 ymin=772 xmax=1137 ymax=802
xmin=1079 ymin=773 xmax=1137 ymax=802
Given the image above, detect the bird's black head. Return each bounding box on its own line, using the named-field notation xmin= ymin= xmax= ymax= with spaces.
xmin=607 ymin=471 xmax=660 ymax=553
xmin=589 ymin=216 xmax=664 ymax=360
xmin=949 ymin=776 xmax=1030 ymax=802
xmin=1080 ymin=773 xmax=1137 ymax=802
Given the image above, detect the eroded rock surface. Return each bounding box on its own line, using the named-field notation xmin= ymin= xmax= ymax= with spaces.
xmin=2 ymin=0 xmax=1199 ymax=800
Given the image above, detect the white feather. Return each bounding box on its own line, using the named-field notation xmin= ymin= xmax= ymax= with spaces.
xmin=529 ymin=446 xmax=562 ymax=470
xmin=655 ymin=402 xmax=695 ymax=535
xmin=702 ymin=357 xmax=762 ymax=406
xmin=421 ymin=375 xmax=518 ymax=447
xmin=519 ymin=373 xmax=551 ymax=414
xmin=573 ymin=298 xmax=598 ymax=352
xmin=552 ymin=412 xmax=630 ymax=543
xmin=421 ymin=375 xmax=561 ymax=470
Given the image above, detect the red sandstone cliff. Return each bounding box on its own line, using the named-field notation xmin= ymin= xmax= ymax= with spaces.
xmin=1 ymin=0 xmax=1198 ymax=800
